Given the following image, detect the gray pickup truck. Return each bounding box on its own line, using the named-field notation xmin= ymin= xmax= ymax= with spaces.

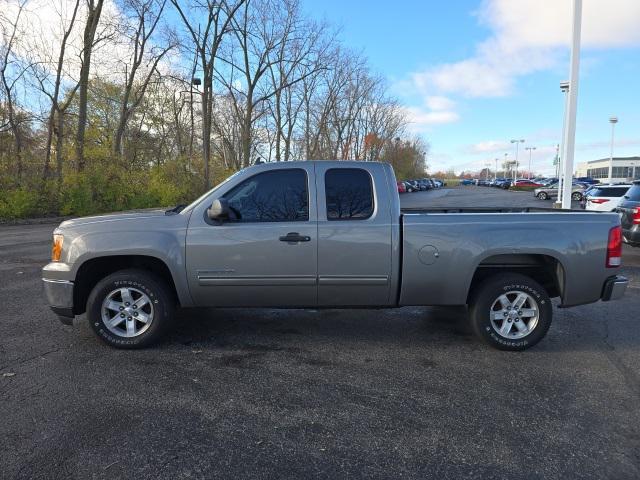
xmin=43 ymin=161 xmax=628 ymax=350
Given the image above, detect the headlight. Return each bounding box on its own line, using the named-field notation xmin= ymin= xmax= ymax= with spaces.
xmin=51 ymin=234 xmax=63 ymax=262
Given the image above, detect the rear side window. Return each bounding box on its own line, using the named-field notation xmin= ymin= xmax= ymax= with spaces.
xmin=325 ymin=168 xmax=374 ymax=220
xmin=223 ymin=169 xmax=308 ymax=222
xmin=624 ymin=185 xmax=640 ymax=201
xmin=590 ymin=187 xmax=630 ymax=197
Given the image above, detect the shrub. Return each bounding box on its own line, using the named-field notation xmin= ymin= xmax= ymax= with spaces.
xmin=0 ymin=187 xmax=41 ymax=219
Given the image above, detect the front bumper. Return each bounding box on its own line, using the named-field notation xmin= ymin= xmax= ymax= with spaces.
xmin=601 ymin=275 xmax=628 ymax=302
xmin=42 ymin=278 xmax=75 ymax=325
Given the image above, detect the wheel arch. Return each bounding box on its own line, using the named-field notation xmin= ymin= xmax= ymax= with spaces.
xmin=72 ymin=255 xmax=181 ymax=315
xmin=466 ymin=253 xmax=566 ymax=304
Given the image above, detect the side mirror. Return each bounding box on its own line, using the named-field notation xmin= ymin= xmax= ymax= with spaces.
xmin=207 ymin=198 xmax=230 ymax=221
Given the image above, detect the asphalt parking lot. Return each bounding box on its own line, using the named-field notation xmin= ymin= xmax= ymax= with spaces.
xmin=1 ymin=186 xmax=639 ymax=479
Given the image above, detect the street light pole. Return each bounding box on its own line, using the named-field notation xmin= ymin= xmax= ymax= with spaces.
xmin=511 ymin=139 xmax=524 ymax=179
xmin=556 ymin=81 xmax=570 ymax=207
xmin=504 ymin=153 xmax=509 ymax=178
xmin=525 ymin=147 xmax=536 ymax=179
xmin=561 ymin=0 xmax=582 ymax=210
xmin=494 ymin=158 xmax=498 ymax=181
xmin=608 ymin=116 xmax=618 ymax=182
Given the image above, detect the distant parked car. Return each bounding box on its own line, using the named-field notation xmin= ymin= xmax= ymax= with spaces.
xmin=575 ymin=177 xmax=600 ymax=185
xmin=534 ymin=182 xmax=584 ymax=201
xmin=615 ymin=181 xmax=640 ymax=246
xmin=511 ymin=179 xmax=544 ymax=190
xmin=407 ymin=180 xmax=423 ymax=191
xmin=492 ymin=178 xmax=506 ymax=187
xmin=460 ymin=179 xmax=474 ymax=185
xmin=583 ymin=184 xmax=632 ymax=211
xmin=403 ymin=181 xmax=417 ymax=192
xmin=397 ymin=181 xmax=407 ymax=193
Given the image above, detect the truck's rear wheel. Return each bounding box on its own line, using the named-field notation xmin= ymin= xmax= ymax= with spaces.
xmin=86 ymin=269 xmax=175 ymax=349
xmin=468 ymin=273 xmax=552 ymax=351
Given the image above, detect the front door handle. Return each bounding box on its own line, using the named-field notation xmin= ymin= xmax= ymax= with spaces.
xmin=279 ymin=232 xmax=311 ymax=242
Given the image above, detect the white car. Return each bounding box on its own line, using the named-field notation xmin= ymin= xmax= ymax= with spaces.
xmin=584 ymin=184 xmax=632 ymax=211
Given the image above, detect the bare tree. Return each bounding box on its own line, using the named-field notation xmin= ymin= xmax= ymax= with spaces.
xmin=0 ymin=0 xmax=27 ymax=180
xmin=75 ymin=0 xmax=105 ymax=171
xmin=218 ymin=0 xmax=324 ymax=167
xmin=266 ymin=3 xmax=325 ymax=161
xmin=113 ymin=0 xmax=174 ymax=159
xmin=171 ymin=0 xmax=246 ymax=188
xmin=26 ymin=0 xmax=83 ymax=181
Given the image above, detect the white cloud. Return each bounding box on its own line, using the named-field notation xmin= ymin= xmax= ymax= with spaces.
xmin=405 ymin=0 xmax=640 ymax=99
xmin=464 ymin=140 xmax=511 ymax=154
xmin=478 ymin=0 xmax=640 ymax=50
xmin=404 ymin=105 xmax=460 ymax=130
xmin=425 ymin=95 xmax=456 ymax=111
xmin=402 ymin=95 xmax=459 ymax=131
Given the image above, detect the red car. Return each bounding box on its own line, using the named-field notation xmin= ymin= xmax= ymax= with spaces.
xmin=397 ymin=181 xmax=407 ymax=193
xmin=512 ymin=179 xmax=544 ymax=189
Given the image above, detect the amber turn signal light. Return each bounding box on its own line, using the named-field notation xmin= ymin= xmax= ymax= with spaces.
xmin=51 ymin=234 xmax=63 ymax=262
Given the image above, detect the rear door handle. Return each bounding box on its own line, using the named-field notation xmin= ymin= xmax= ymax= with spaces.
xmin=279 ymin=232 xmax=311 ymax=242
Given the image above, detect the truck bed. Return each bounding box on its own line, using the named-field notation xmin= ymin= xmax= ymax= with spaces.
xmin=398 ymin=209 xmax=619 ymax=308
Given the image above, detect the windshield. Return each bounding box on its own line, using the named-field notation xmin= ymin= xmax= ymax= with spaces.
xmin=181 ymin=168 xmax=247 ymax=213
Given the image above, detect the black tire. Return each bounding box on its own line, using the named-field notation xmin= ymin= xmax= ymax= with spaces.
xmin=571 ymin=192 xmax=582 ymax=201
xmin=86 ymin=269 xmax=175 ymax=349
xmin=468 ymin=273 xmax=552 ymax=351
xmin=537 ymin=192 xmax=548 ymax=200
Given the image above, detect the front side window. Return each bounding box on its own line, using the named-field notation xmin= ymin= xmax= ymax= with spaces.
xmin=325 ymin=168 xmax=374 ymax=220
xmin=223 ymin=169 xmax=308 ymax=222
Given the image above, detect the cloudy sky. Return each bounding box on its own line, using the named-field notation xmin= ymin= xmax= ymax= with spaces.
xmin=302 ymin=0 xmax=640 ymax=174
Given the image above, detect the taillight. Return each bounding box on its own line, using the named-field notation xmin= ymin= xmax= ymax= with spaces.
xmin=606 ymin=226 xmax=622 ymax=268
xmin=590 ymin=198 xmax=609 ymax=204
xmin=633 ymin=208 xmax=640 ymax=225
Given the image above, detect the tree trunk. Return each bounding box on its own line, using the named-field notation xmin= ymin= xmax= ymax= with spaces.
xmin=75 ymin=0 xmax=104 ymax=171
xmin=55 ymin=112 xmax=65 ymax=183
xmin=43 ymin=105 xmax=56 ymax=179
xmin=201 ymin=85 xmax=212 ymax=188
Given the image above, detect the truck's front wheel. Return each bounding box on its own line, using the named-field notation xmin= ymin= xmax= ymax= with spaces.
xmin=468 ymin=273 xmax=552 ymax=351
xmin=86 ymin=269 xmax=175 ymax=349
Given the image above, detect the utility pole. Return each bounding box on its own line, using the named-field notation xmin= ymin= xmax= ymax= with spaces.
xmin=608 ymin=116 xmax=618 ymax=182
xmin=494 ymin=158 xmax=499 ymax=180
xmin=556 ymin=82 xmax=570 ymax=207
xmin=504 ymin=153 xmax=509 ymax=178
xmin=561 ymin=0 xmax=582 ymax=209
xmin=511 ymin=139 xmax=524 ymax=179
xmin=525 ymin=146 xmax=536 ymax=179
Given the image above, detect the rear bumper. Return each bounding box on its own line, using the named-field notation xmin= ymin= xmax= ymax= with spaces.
xmin=42 ymin=278 xmax=75 ymax=325
xmin=601 ymin=275 xmax=628 ymax=302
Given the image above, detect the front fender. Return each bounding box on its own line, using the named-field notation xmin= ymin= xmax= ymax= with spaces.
xmin=65 ymin=228 xmax=192 ymax=307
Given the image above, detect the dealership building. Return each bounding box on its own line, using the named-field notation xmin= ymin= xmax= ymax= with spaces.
xmin=575 ymin=156 xmax=640 ymax=183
